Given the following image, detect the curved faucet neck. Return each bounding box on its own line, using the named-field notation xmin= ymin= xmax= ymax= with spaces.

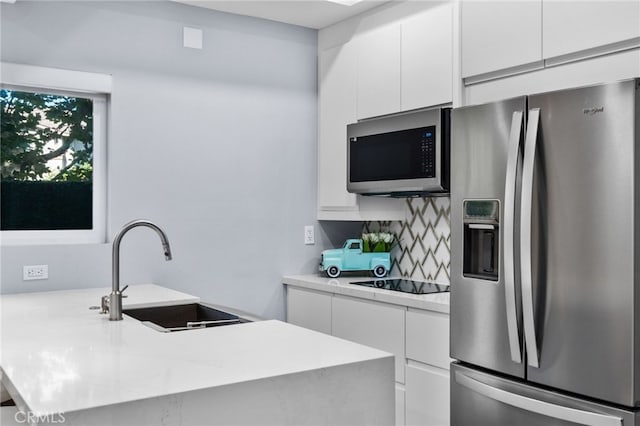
xmin=111 ymin=219 xmax=173 ymax=306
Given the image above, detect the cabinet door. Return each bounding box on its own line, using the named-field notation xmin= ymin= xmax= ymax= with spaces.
xmin=401 ymin=3 xmax=453 ymax=110
xmin=286 ymin=287 xmax=331 ymax=334
xmin=318 ymin=42 xmax=358 ymax=212
xmin=405 ymin=363 xmax=450 ymax=426
xmin=461 ymin=1 xmax=542 ymax=78
xmin=406 ymin=308 xmax=451 ymax=370
xmin=332 ymin=295 xmax=406 ymax=383
xmin=543 ymin=1 xmax=640 ymax=59
xmin=396 ymin=384 xmax=405 ymax=426
xmin=356 ymin=24 xmax=402 ymax=119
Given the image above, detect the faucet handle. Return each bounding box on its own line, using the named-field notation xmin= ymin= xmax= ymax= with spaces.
xmin=121 ymin=285 xmax=129 ymax=298
xmin=100 ymin=295 xmax=110 ymax=314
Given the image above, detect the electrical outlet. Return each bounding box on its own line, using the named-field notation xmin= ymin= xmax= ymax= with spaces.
xmin=304 ymin=225 xmax=315 ymax=245
xmin=23 ymin=265 xmax=48 ymax=281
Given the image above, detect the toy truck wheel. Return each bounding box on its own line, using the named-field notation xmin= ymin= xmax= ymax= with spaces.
xmin=327 ymin=266 xmax=341 ymax=278
xmin=373 ymin=265 xmax=387 ymax=278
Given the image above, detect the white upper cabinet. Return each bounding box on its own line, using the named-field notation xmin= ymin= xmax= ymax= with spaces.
xmin=542 ymin=1 xmax=640 ymax=59
xmin=356 ymin=24 xmax=402 ymax=119
xmin=317 ymin=41 xmax=405 ymax=220
xmin=318 ymin=42 xmax=358 ymax=212
xmin=461 ymin=1 xmax=542 ymax=78
xmin=401 ymin=3 xmax=453 ymax=110
xmin=462 ymin=0 xmax=639 ymax=80
xmin=316 ymin=1 xmax=455 ymax=220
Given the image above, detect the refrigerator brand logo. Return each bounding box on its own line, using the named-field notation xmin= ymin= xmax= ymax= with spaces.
xmin=582 ymin=106 xmax=604 ymax=115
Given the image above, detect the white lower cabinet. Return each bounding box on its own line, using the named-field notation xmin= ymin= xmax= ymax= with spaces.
xmin=406 ymin=308 xmax=452 ymax=370
xmin=286 ymin=287 xmax=331 ymax=334
xmin=396 ymin=384 xmax=406 ymax=426
xmin=332 ymin=295 xmax=405 ymax=383
xmin=285 ymin=285 xmax=451 ymax=425
xmin=405 ymin=363 xmax=450 ymax=426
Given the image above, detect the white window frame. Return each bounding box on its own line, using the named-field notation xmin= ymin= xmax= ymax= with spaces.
xmin=0 ymin=62 xmax=111 ymax=245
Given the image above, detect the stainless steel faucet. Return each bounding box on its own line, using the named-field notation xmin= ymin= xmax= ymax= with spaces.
xmin=105 ymin=219 xmax=173 ymax=321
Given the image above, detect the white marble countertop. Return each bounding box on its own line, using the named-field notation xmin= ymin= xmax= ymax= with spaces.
xmin=283 ymin=274 xmax=450 ymax=314
xmin=0 ymin=284 xmax=391 ymax=417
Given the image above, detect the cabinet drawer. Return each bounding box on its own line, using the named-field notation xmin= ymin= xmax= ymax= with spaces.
xmin=332 ymin=295 xmax=405 ymax=383
xmin=405 ymin=363 xmax=450 ymax=426
xmin=406 ymin=308 xmax=451 ymax=370
xmin=286 ymin=287 xmax=332 ymax=335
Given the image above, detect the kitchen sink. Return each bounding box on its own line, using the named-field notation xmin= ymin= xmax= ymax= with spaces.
xmin=124 ymin=303 xmax=248 ymax=332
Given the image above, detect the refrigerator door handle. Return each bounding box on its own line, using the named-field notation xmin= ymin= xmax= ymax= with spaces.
xmin=503 ymin=110 xmax=523 ymax=364
xmin=455 ymin=371 xmax=623 ymax=426
xmin=521 ymin=108 xmax=540 ymax=368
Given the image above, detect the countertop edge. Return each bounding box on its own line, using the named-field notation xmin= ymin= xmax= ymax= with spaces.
xmin=282 ymin=274 xmax=450 ymax=314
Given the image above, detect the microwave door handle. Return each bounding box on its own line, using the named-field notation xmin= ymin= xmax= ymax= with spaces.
xmin=503 ymin=110 xmax=523 ymax=364
xmin=521 ymin=108 xmax=541 ymax=368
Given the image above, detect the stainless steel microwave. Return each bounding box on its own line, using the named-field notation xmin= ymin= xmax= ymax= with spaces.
xmin=347 ymin=107 xmax=450 ymax=196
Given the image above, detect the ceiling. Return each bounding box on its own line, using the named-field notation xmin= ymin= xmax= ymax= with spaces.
xmin=173 ymin=0 xmax=392 ymax=29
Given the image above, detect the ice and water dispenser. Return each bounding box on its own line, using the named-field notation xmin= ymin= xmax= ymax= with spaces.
xmin=463 ymin=200 xmax=499 ymax=281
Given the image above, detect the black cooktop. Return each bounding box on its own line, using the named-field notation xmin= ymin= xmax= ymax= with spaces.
xmin=350 ymin=279 xmax=449 ymax=295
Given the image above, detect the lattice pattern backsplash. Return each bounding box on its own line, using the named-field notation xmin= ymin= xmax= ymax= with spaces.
xmin=363 ymin=197 xmax=451 ymax=284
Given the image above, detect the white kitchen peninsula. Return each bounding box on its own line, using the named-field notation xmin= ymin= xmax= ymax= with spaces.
xmin=0 ymin=285 xmax=394 ymax=426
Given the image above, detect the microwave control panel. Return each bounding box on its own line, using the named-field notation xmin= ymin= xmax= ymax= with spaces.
xmin=420 ymin=126 xmax=436 ymax=177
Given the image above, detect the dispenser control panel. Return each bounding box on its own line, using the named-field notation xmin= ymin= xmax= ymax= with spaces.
xmin=463 ymin=200 xmax=499 ymax=223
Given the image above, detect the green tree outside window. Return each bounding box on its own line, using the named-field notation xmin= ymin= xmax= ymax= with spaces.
xmin=1 ymin=89 xmax=94 ymax=231
xmin=1 ymin=89 xmax=93 ymax=181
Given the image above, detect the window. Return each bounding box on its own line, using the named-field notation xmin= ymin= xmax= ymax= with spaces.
xmin=0 ymin=63 xmax=110 ymax=245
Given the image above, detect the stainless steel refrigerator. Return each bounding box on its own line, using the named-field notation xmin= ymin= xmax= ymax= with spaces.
xmin=450 ymin=78 xmax=640 ymax=425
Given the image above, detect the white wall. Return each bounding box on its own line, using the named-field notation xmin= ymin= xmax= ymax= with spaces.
xmin=0 ymin=1 xmax=361 ymax=319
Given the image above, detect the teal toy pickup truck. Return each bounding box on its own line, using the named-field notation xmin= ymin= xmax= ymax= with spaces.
xmin=319 ymin=239 xmax=391 ymax=278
